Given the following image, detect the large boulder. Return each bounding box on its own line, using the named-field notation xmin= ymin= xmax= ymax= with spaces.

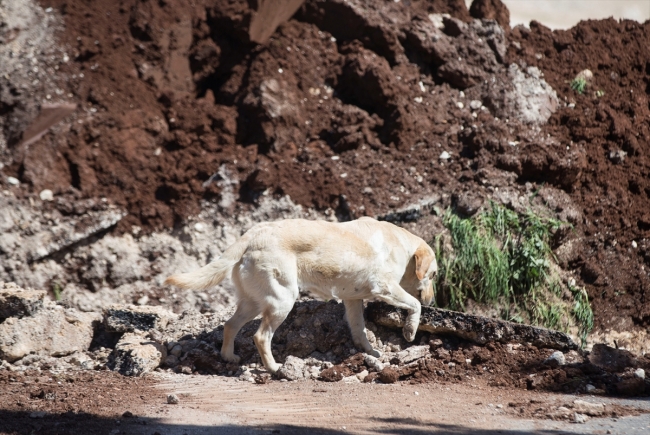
xmin=0 ymin=304 xmax=100 ymax=363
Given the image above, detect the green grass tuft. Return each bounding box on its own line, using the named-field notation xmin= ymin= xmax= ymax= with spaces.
xmin=433 ymin=202 xmax=593 ymax=343
xmin=570 ymin=77 xmax=587 ymax=94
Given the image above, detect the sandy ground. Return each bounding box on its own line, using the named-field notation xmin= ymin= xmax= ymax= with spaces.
xmin=140 ymin=374 xmax=650 ymax=435
xmin=465 ymin=0 xmax=650 ymax=28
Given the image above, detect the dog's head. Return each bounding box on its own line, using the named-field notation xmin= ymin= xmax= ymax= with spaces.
xmin=402 ymin=242 xmax=437 ymax=306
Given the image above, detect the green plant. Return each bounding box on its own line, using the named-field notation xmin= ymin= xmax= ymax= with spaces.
xmin=433 ymin=202 xmax=593 ymax=342
xmin=570 ymin=77 xmax=587 ymax=94
xmin=52 ymin=282 xmax=63 ymax=301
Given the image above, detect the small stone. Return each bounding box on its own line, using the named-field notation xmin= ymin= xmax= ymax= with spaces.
xmin=170 ymin=345 xmax=182 ymax=358
xmin=633 ymin=368 xmax=645 ymax=379
xmin=6 ymin=177 xmax=19 ymax=185
xmin=167 ymin=394 xmax=179 ymax=404
xmin=573 ymin=412 xmax=588 ymax=424
xmin=276 ymin=355 xmax=306 ymax=381
xmin=136 ymin=295 xmax=149 ymax=306
xmin=608 ymin=149 xmax=627 ymax=164
xmin=194 ymin=222 xmax=205 ymax=233
xmin=456 ymin=101 xmax=464 ymax=109
xmin=122 ymin=411 xmax=134 ymax=418
xmin=439 ymin=151 xmax=451 ymax=160
xmin=356 ymin=370 xmax=369 ymax=381
xmin=469 ymin=100 xmax=482 ymax=110
xmin=632 ymin=240 xmax=638 ymax=248
xmin=585 ymin=384 xmax=596 ymax=393
xmin=39 ymin=189 xmax=54 ymax=201
xmin=544 ymin=351 xmax=566 ymax=367
xmin=364 ymin=354 xmax=384 ymax=372
xmin=29 ymin=411 xmax=47 ymax=418
xmin=164 ymin=355 xmax=179 ymax=367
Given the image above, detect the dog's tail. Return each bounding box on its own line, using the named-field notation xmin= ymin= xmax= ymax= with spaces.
xmin=164 ymin=234 xmax=250 ymax=290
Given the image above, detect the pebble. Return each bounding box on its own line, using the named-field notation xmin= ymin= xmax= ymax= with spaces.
xmin=573 ymin=412 xmax=588 ymax=424
xmin=634 ymin=368 xmax=645 ymax=379
xmin=456 ymin=101 xmax=464 ymax=109
xmin=469 ymin=100 xmax=482 ymax=110
xmin=585 ymin=384 xmax=596 ymax=393
xmin=39 ymin=189 xmax=54 ymax=201
xmin=544 ymin=351 xmax=566 ymax=366
xmin=167 ymin=394 xmax=180 ymax=404
xmin=439 ymin=151 xmax=451 ymax=160
xmin=7 ymin=177 xmax=19 ymax=185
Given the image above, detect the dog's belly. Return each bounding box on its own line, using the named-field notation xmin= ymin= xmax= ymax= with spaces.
xmin=299 ymin=278 xmax=372 ymax=301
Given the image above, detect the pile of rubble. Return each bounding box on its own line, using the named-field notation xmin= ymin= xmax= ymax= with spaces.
xmin=2 ymin=282 xmax=648 ymax=397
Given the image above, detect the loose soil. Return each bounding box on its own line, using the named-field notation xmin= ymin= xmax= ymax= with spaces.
xmin=0 ymin=369 xmax=648 ymax=435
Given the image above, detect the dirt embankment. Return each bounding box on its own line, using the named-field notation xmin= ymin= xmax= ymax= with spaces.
xmin=0 ymin=0 xmax=649 ymax=345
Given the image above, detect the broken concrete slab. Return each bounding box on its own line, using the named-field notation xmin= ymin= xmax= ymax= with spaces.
xmin=0 ymin=282 xmax=45 ymax=321
xmin=104 ymin=304 xmax=177 ymax=333
xmin=392 ymin=345 xmax=430 ymax=365
xmin=366 ymin=302 xmax=577 ymax=351
xmin=107 ymin=332 xmax=167 ymax=376
xmin=0 ymin=305 xmax=100 ymax=363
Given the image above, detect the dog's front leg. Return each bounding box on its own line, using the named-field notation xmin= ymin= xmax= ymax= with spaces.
xmin=373 ymin=282 xmax=421 ymax=342
xmin=343 ymin=299 xmax=381 ymax=357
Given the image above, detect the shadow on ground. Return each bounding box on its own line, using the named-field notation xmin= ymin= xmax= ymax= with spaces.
xmin=0 ymin=409 xmax=630 ymax=435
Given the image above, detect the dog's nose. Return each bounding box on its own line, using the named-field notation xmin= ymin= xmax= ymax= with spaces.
xmin=421 ymin=282 xmax=434 ymax=306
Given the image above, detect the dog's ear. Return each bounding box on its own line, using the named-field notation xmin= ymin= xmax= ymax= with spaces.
xmin=414 ymin=243 xmax=434 ymax=280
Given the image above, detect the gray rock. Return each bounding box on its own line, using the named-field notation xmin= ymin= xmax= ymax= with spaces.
xmin=482 ymin=64 xmax=559 ymax=125
xmin=167 ymin=393 xmax=179 ymax=404
xmin=277 ymin=355 xmax=306 ymax=381
xmin=585 ymin=384 xmax=596 ymax=393
xmin=170 ymin=344 xmax=182 ymax=358
xmin=104 ymin=304 xmax=177 ymax=333
xmin=0 ymin=305 xmax=99 ymax=362
xmin=0 ymin=283 xmax=45 ymax=321
xmin=164 ymin=355 xmax=179 ymax=367
xmin=108 ymin=333 xmax=167 ymax=376
xmin=367 ymin=302 xmax=577 ymax=351
xmin=393 ymin=345 xmax=430 ymax=365
xmin=544 ymin=351 xmax=566 ymax=367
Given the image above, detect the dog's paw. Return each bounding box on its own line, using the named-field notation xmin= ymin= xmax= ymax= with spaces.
xmin=367 ymin=349 xmax=382 ymax=358
xmin=221 ymin=353 xmax=241 ymax=364
xmin=402 ymin=324 xmax=417 ymax=342
xmin=267 ymin=362 xmax=282 ymax=374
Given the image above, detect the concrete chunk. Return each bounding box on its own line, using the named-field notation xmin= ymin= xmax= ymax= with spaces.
xmin=0 ymin=283 xmax=45 ymax=321
xmin=366 ymin=302 xmax=577 ymax=351
xmin=0 ymin=306 xmax=99 ymax=362
xmin=104 ymin=304 xmax=177 ymax=333
xmin=393 ymin=345 xmax=430 ymax=365
xmin=108 ymin=332 xmax=167 ymax=376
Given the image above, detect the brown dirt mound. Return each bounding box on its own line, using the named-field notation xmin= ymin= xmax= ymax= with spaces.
xmin=510 ymin=19 xmax=650 ymax=331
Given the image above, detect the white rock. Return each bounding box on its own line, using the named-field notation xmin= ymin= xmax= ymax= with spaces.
xmin=573 ymin=412 xmax=588 ymax=424
xmin=356 ymin=370 xmax=369 ymax=381
xmin=167 ymin=394 xmax=179 ymax=404
xmin=276 ymin=355 xmax=306 ymax=381
xmin=364 ymin=354 xmax=384 ymax=372
xmin=439 ymin=151 xmax=451 ymax=160
xmin=573 ymin=399 xmax=605 ymax=416
xmin=39 ymin=189 xmax=54 ymax=201
xmin=7 ymin=177 xmax=19 ymax=185
xmin=634 ymin=368 xmax=645 ymax=379
xmin=456 ymin=102 xmax=464 ymax=109
xmin=632 ymin=240 xmax=638 ymax=248
xmin=0 ymin=305 xmax=99 ymax=362
xmin=394 ymin=345 xmax=429 ymax=364
xmin=469 ymin=100 xmax=482 ymax=110
xmin=108 ymin=333 xmax=167 ymax=376
xmin=585 ymin=384 xmax=596 ymax=393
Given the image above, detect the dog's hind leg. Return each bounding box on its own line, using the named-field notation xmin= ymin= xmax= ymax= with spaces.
xmin=221 ymin=296 xmax=259 ymax=364
xmin=373 ymin=281 xmax=422 ymax=342
xmin=343 ymin=299 xmax=380 ymax=357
